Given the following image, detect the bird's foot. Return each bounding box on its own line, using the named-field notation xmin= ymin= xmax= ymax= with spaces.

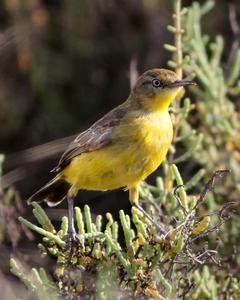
xmin=66 ymin=230 xmax=81 ymax=247
xmin=134 ymin=203 xmax=167 ymax=236
xmin=66 ymin=230 xmax=83 ymax=265
xmin=65 ymin=230 xmax=83 ymax=263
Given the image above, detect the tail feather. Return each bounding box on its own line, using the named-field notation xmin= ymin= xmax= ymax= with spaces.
xmin=27 ymin=177 xmax=70 ymax=207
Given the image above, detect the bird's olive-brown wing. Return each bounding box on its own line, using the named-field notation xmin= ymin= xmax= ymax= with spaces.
xmin=53 ymin=104 xmax=127 ymax=172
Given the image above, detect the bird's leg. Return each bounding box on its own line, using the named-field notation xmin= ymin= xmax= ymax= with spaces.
xmin=129 ymin=185 xmax=167 ymax=235
xmin=67 ymin=195 xmax=79 ymax=244
xmin=129 ymin=185 xmax=140 ymax=205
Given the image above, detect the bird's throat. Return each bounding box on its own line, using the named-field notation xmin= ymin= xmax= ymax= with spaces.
xmin=142 ymin=87 xmax=182 ymax=112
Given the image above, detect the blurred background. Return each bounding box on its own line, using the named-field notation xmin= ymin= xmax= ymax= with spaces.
xmin=0 ymin=0 xmax=239 ymax=297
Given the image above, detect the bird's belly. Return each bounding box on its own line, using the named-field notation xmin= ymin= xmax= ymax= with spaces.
xmin=63 ymin=136 xmax=172 ymax=192
xmin=62 ymin=145 xmax=141 ymax=191
xmin=63 ymin=114 xmax=173 ymax=192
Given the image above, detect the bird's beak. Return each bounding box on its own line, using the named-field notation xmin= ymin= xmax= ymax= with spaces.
xmin=167 ymin=80 xmax=197 ymax=88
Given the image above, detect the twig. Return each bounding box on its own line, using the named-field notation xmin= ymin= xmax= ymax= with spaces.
xmin=229 ymin=4 xmax=240 ymax=38
xmin=174 ymin=0 xmax=183 ymax=78
xmin=194 ymin=170 xmax=230 ymax=209
xmin=129 ymin=55 xmax=138 ymax=90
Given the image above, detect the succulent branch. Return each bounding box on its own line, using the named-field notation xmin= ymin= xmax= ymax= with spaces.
xmin=10 ymin=165 xmax=233 ymax=299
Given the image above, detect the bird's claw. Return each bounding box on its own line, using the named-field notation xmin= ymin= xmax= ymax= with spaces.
xmin=65 ymin=231 xmax=83 ymax=264
xmin=67 ymin=231 xmax=79 ymax=245
xmin=66 ymin=229 xmax=83 ymax=248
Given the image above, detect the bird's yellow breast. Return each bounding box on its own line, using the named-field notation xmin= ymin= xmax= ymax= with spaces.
xmin=63 ymin=110 xmax=173 ymax=194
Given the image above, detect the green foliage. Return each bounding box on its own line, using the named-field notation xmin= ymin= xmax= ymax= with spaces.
xmin=10 ymin=258 xmax=59 ymax=300
xmin=165 ymin=0 xmax=240 ymax=191
xmin=183 ymin=1 xmax=240 ymax=184
xmin=165 ymin=0 xmax=240 ymax=281
xmin=11 ymin=166 xmax=234 ymax=299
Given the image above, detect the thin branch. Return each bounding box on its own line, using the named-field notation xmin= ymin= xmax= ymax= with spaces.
xmin=194 ymin=170 xmax=230 ymax=209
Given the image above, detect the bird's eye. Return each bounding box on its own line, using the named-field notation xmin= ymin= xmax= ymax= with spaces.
xmin=152 ymin=79 xmax=162 ymax=88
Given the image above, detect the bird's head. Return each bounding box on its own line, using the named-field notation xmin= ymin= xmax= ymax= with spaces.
xmin=132 ymin=68 xmax=196 ymax=111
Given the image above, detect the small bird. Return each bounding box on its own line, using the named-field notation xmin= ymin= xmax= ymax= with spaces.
xmin=28 ymin=68 xmax=195 ymax=241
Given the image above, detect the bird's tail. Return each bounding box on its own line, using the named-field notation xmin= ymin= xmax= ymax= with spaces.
xmin=27 ymin=177 xmax=71 ymax=207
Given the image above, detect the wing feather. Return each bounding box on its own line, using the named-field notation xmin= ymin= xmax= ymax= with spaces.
xmin=53 ymin=104 xmax=127 ymax=172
